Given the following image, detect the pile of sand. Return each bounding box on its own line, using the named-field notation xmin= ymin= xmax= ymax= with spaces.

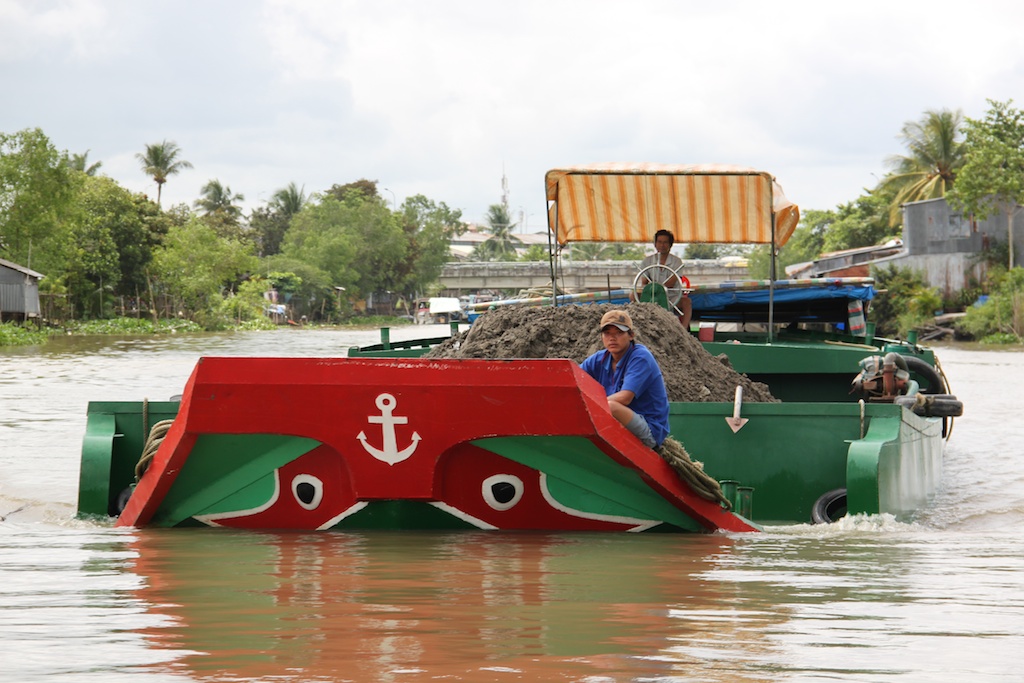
xmin=425 ymin=302 xmax=777 ymax=403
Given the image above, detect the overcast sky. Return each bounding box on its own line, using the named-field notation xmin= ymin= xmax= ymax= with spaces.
xmin=4 ymin=0 xmax=1024 ymax=232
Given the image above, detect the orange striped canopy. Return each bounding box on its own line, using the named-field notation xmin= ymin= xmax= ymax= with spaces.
xmin=545 ymin=163 xmax=800 ymax=247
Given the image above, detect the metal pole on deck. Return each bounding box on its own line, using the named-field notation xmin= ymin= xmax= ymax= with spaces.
xmin=547 ymin=198 xmax=558 ymax=306
xmin=768 ymin=205 xmax=776 ymax=343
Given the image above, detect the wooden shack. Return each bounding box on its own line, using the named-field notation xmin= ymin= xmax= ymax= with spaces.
xmin=0 ymin=258 xmax=43 ymax=322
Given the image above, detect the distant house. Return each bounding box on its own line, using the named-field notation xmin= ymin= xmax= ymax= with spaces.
xmin=898 ymin=197 xmax=1022 ymax=295
xmin=787 ymin=197 xmax=1023 ymax=297
xmin=0 ymin=258 xmax=44 ymax=322
xmin=448 ymin=226 xmax=553 ymax=261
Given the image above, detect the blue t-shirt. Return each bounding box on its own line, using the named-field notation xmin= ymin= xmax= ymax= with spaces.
xmin=580 ymin=342 xmax=670 ymax=447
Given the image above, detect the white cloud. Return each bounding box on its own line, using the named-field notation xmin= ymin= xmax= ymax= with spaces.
xmin=4 ymin=0 xmax=1024 ymax=226
xmin=0 ymin=0 xmax=116 ymax=62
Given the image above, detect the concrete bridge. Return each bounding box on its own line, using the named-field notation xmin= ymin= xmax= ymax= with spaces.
xmin=437 ymin=260 xmax=750 ymax=293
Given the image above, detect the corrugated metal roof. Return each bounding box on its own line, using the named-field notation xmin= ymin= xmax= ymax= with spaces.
xmin=0 ymin=257 xmax=44 ymax=280
xmin=545 ymin=163 xmax=799 ymax=247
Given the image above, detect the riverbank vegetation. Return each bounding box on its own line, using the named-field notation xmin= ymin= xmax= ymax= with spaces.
xmin=747 ymin=100 xmax=1024 ymax=343
xmin=3 ymin=100 xmax=1024 ymax=347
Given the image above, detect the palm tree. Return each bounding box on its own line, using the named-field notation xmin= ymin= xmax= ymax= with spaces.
xmin=136 ymin=140 xmax=193 ymax=205
xmin=472 ymin=203 xmax=522 ymax=261
xmin=878 ymin=108 xmax=966 ymax=225
xmin=67 ymin=150 xmax=102 ymax=175
xmin=195 ymin=179 xmax=245 ymax=221
xmin=270 ymin=182 xmax=307 ymax=217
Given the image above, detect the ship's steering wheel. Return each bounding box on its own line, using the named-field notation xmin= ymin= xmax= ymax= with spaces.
xmin=632 ymin=264 xmax=691 ymax=308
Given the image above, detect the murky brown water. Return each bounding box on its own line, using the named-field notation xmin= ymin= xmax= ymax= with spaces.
xmin=2 ymin=331 xmax=1023 ymax=682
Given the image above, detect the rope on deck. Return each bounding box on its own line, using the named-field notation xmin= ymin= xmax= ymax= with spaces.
xmin=135 ymin=418 xmax=175 ymax=482
xmin=657 ymin=436 xmax=731 ymax=509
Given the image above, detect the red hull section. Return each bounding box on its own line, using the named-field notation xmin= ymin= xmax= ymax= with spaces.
xmin=117 ymin=358 xmax=755 ymax=533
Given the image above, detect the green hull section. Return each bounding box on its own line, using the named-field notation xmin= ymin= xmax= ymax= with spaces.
xmin=668 ymin=401 xmax=942 ymax=523
xmin=80 ymin=398 xmax=943 ymax=527
xmin=79 ymin=401 xmax=181 ymax=518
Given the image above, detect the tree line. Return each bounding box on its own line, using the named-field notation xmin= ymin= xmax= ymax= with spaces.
xmin=1 ymin=133 xmax=469 ymax=328
xmin=744 ymin=99 xmax=1024 ymax=341
xmin=3 ymin=99 xmax=1024 ymax=341
xmin=750 ymin=100 xmax=1024 ymax=275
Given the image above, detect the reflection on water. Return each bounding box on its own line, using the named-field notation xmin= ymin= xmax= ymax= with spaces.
xmin=129 ymin=530 xmax=743 ymax=681
xmin=2 ymin=337 xmax=1024 ymax=681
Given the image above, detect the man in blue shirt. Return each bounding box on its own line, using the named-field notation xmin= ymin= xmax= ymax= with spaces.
xmin=580 ymin=309 xmax=671 ymax=450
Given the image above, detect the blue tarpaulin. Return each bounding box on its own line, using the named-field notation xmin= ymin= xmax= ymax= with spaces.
xmin=691 ymin=284 xmax=874 ymax=312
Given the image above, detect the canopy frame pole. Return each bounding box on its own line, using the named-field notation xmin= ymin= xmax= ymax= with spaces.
xmin=767 ymin=187 xmax=776 ymax=343
xmin=547 ymin=198 xmax=559 ymax=306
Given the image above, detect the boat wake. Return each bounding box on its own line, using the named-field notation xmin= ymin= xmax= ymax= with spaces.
xmin=0 ymin=495 xmax=89 ymax=528
xmin=759 ymin=513 xmax=924 ymax=538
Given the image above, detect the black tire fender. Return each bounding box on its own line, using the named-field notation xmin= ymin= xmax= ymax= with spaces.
xmin=113 ymin=486 xmax=134 ymax=517
xmin=923 ymin=396 xmax=963 ymax=417
xmin=811 ymin=488 xmax=847 ymax=524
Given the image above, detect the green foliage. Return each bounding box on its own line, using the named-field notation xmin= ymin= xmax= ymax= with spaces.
xmin=152 ymin=217 xmax=258 ymax=328
xmin=67 ymin=150 xmax=102 ymax=176
xmin=869 ymin=264 xmax=936 ymax=337
xmin=896 ymin=286 xmax=943 ymax=336
xmin=216 ymin=277 xmax=277 ymax=329
xmin=569 ymin=242 xmax=644 ymax=261
xmin=950 ymin=100 xmax=1024 ymax=217
xmin=878 ymin=108 xmax=965 ymax=226
xmin=250 ymin=182 xmax=307 ymax=258
xmin=472 ymin=204 xmax=522 ymax=261
xmin=745 ymin=245 xmax=771 ymax=279
xmin=323 ymin=179 xmax=380 ymax=202
xmin=266 ymin=271 xmax=303 ymax=298
xmin=260 ymin=256 xmax=335 ymax=319
xmin=62 ymin=317 xmax=203 ymax=335
xmin=822 ymin=186 xmax=901 ymax=253
xmin=63 ymin=237 xmax=119 ymax=318
xmin=958 ymin=266 xmax=1024 ymax=343
xmin=281 ymin=193 xmax=407 ymax=301
xmin=397 ymin=194 xmax=465 ymax=294
xmin=249 ymin=205 xmax=290 ymax=257
xmin=748 ymin=192 xmax=900 ymax=280
xmin=0 ymin=128 xmax=77 ymax=264
xmin=948 ymin=99 xmax=1024 ymax=270
xmin=69 ymin=176 xmax=166 ymax=308
xmin=0 ymin=321 xmax=50 ymax=346
xmin=786 ymin=210 xmax=830 ymax=259
xmin=12 ymin=174 xmax=157 ymax=317
xmin=194 ymin=178 xmax=246 ymax=239
xmin=337 ymin=314 xmax=412 ymax=328
xmin=136 ymin=140 xmax=192 ymax=206
xmin=271 ymin=182 xmax=308 ymax=217
xmin=519 ymin=244 xmax=549 ymax=261
xmin=683 ymin=243 xmax=719 ymax=259
xmin=747 ymin=210 xmax=831 ymax=279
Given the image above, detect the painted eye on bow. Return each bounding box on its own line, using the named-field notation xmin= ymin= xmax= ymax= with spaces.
xmin=482 ymin=474 xmax=524 ymax=511
xmin=292 ymin=474 xmax=324 ymax=510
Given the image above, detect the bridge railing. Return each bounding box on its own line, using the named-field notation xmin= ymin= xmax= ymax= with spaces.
xmin=438 ymin=260 xmax=750 ymax=293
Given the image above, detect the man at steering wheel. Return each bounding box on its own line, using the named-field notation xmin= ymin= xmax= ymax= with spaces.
xmin=637 ymin=229 xmax=693 ymax=328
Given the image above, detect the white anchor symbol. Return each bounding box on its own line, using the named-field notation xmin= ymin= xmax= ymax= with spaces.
xmin=357 ymin=393 xmax=421 ymax=465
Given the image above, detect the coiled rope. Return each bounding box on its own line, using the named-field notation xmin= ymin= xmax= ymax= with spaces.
xmin=135 ymin=417 xmax=175 ymax=482
xmin=656 ymin=436 xmax=731 ymax=509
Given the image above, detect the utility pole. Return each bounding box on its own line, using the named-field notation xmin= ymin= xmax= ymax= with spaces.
xmin=501 ymin=167 xmax=510 ymax=213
